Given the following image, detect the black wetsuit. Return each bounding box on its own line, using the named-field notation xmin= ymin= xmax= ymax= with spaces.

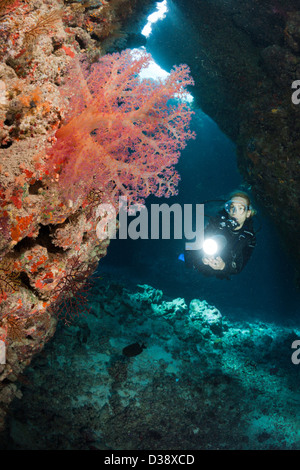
xmin=184 ymin=209 xmax=256 ymax=279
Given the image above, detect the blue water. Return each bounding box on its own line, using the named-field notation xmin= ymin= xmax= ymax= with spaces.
xmin=99 ymin=109 xmax=300 ymax=324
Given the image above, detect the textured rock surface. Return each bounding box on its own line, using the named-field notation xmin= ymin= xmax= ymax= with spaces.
xmin=2 ymin=280 xmax=299 ymax=450
xmin=147 ymin=0 xmax=300 ymax=281
xmin=0 ymin=0 xmax=155 ymax=433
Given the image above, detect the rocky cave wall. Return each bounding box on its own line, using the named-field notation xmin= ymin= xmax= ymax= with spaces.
xmin=147 ymin=0 xmax=300 ymax=281
xmin=0 ymin=0 xmax=156 ymax=434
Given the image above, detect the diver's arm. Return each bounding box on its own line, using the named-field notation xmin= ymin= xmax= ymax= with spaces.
xmin=184 ymin=248 xmax=216 ymax=276
xmin=203 ymin=256 xmax=225 ymax=271
xmin=184 ymin=215 xmax=221 ymax=270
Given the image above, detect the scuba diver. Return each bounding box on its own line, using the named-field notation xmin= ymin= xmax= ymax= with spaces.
xmin=183 ymin=191 xmax=256 ymax=280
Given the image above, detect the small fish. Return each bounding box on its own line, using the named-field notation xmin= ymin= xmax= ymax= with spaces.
xmin=122 ymin=342 xmax=146 ymax=357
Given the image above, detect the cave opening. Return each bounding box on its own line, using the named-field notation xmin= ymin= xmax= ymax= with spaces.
xmin=98 ymin=0 xmax=300 ymax=323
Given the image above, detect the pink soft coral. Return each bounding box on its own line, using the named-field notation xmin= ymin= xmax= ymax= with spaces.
xmin=48 ymin=49 xmax=195 ymax=207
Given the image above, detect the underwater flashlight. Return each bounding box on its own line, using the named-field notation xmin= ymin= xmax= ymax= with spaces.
xmin=202 ymin=235 xmax=227 ymax=256
xmin=202 ymin=238 xmax=218 ymax=256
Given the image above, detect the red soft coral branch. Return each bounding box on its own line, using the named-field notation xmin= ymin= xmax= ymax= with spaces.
xmin=47 ymin=49 xmax=195 ymax=206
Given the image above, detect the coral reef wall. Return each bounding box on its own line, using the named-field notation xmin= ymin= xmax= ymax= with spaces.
xmin=147 ymin=0 xmax=300 ymax=280
xmin=0 ymin=0 xmax=156 ymax=433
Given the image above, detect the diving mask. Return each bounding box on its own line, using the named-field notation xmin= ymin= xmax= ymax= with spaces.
xmin=224 ymin=199 xmax=249 ymax=215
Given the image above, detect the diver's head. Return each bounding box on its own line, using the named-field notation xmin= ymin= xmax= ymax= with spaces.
xmin=225 ymin=191 xmax=255 ymax=229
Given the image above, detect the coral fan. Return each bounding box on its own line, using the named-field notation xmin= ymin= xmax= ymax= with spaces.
xmin=0 ymin=257 xmax=20 ymax=303
xmin=50 ymin=255 xmax=98 ymax=324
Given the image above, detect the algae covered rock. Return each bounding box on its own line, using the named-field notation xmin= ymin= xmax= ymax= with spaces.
xmin=189 ymin=298 xmax=223 ymax=335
